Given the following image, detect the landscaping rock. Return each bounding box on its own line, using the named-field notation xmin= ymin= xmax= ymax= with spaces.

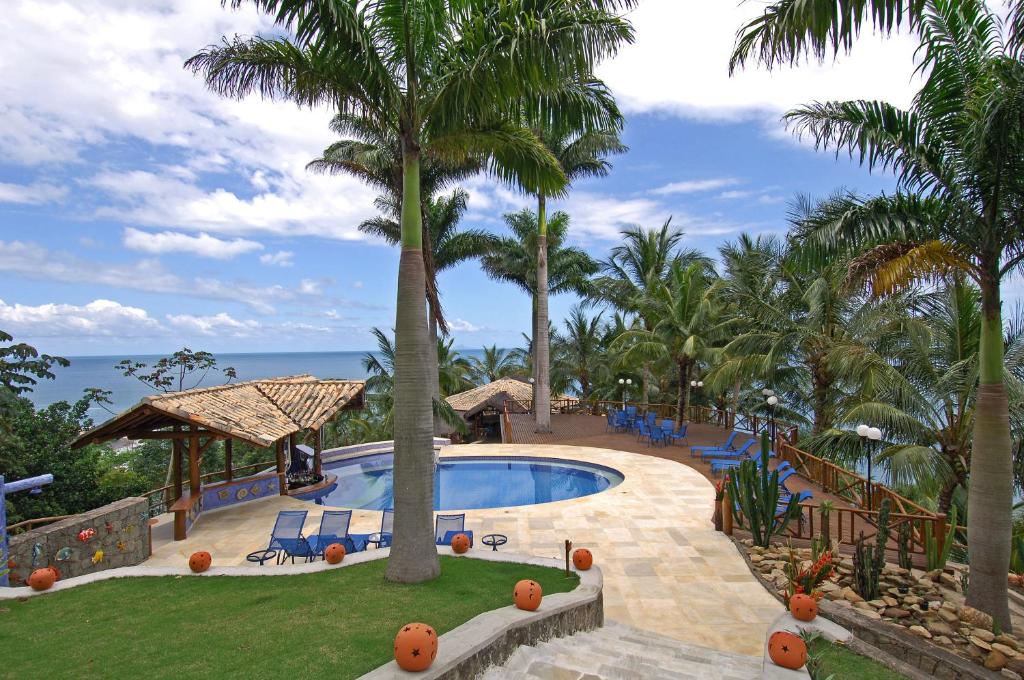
xmin=961 ymin=605 xmax=995 ymax=630
xmin=925 ymin=621 xmax=956 ymax=637
xmin=994 ymin=644 xmax=1019 ymax=658
xmin=974 ymin=628 xmax=997 ymax=643
xmin=971 ymin=636 xmax=994 ymax=652
xmin=909 ymin=625 xmax=932 ymax=639
xmin=937 ymin=608 xmax=960 ymax=624
xmin=884 ymin=608 xmax=911 ymax=619
xmin=987 ymin=650 xmax=1009 ymax=672
xmin=842 ymin=587 xmax=864 ymax=603
xmin=867 ymin=599 xmax=888 ymax=609
xmin=1006 ymin=657 xmax=1024 ymax=676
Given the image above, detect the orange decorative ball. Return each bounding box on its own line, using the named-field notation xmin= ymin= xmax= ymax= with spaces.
xmin=572 ymin=548 xmax=593 ymax=571
xmin=450 ymin=533 xmax=471 ymax=554
xmin=513 ymin=579 xmax=543 ymax=611
xmin=393 ymin=622 xmax=438 ymax=672
xmin=789 ymin=593 xmax=818 ymax=622
xmin=46 ymin=566 xmax=61 ymax=583
xmin=768 ymin=631 xmax=807 ymax=670
xmin=324 ymin=543 xmax=346 ymax=565
xmin=188 ymin=551 xmax=212 ymax=573
xmin=27 ymin=568 xmax=55 ymax=591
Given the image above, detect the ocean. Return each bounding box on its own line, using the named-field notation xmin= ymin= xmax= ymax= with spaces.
xmin=25 ymin=350 xmax=487 ymax=420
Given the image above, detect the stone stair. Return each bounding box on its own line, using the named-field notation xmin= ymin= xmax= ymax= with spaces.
xmin=478 ymin=620 xmax=763 ymax=680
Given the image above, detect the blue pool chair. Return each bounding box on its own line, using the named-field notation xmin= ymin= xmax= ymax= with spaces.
xmin=690 ymin=431 xmax=739 ymax=458
xmin=648 ymin=424 xmax=667 ymax=447
xmin=612 ymin=410 xmax=628 ymax=432
xmin=266 ymin=510 xmax=314 ymax=564
xmin=700 ymin=438 xmax=755 ymax=462
xmin=777 ymin=490 xmax=813 ymax=515
xmin=666 ymin=422 xmax=688 ymax=445
xmin=435 ymin=513 xmax=474 ymax=547
xmin=605 ymin=410 xmax=616 ymax=432
xmin=309 ymin=510 xmax=365 ymax=558
xmin=635 ymin=419 xmax=651 ymax=441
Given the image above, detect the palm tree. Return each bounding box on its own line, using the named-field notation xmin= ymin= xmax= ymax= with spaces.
xmin=553 ymin=305 xmax=606 ymax=400
xmin=481 ymin=209 xmax=599 ymax=405
xmin=612 ymin=261 xmax=723 ymax=418
xmin=468 ymin=345 xmax=520 ymax=384
xmin=188 ymin=0 xmax=634 ymax=583
xmin=593 ymin=220 xmax=709 ymax=405
xmin=771 ymin=2 xmax=1024 ymax=626
xmin=436 ymin=337 xmax=474 ymax=398
xmin=530 ymin=122 xmax=626 ymax=432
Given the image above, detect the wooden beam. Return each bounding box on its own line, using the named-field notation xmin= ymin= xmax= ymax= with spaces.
xmin=224 ymin=439 xmax=233 ymax=482
xmin=198 ymin=436 xmax=220 ymax=456
xmin=275 ymin=439 xmax=286 ymax=496
xmin=189 ymin=434 xmax=201 ymax=496
xmin=119 ymin=429 xmax=220 ymax=440
xmin=172 ymin=429 xmax=183 ymax=502
xmin=313 ymin=428 xmax=322 ymax=477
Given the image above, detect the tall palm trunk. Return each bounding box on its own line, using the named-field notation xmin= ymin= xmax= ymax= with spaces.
xmin=427 ymin=306 xmax=441 ymax=433
xmin=535 ymin=194 xmax=551 ymax=433
xmin=677 ymin=359 xmax=691 ymax=420
xmin=810 ymin=359 xmax=831 ymax=435
xmin=966 ymin=276 xmax=1012 ymax=629
xmin=531 ymin=295 xmax=538 ymax=407
xmin=386 ymin=147 xmax=439 ymax=583
xmin=641 ymin=363 xmax=651 ymax=407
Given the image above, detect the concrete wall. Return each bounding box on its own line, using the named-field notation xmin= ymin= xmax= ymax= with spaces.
xmin=7 ymin=497 xmax=149 ymax=586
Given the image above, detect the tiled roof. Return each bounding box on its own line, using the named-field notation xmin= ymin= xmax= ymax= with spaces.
xmin=445 ymin=377 xmax=535 ymax=417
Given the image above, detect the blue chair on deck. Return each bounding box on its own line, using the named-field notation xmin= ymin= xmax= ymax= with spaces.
xmin=612 ymin=410 xmax=628 ymax=432
xmin=667 ymin=422 xmax=688 ymax=446
xmin=435 ymin=513 xmax=474 ymax=547
xmin=645 ymin=411 xmax=657 ymax=431
xmin=605 ymin=410 xmax=616 ymax=432
xmin=266 ymin=510 xmax=314 ymax=564
xmin=309 ymin=510 xmax=365 ymax=558
xmin=690 ymin=431 xmax=739 ymax=458
xmin=648 ymin=424 xmax=667 ymax=447
xmin=351 ymin=509 xmax=393 ymax=549
xmin=636 ymin=419 xmax=651 ymax=441
xmin=778 ymin=490 xmax=813 ymax=516
xmin=625 ymin=406 xmax=638 ymax=431
xmin=700 ymin=438 xmax=755 ymax=462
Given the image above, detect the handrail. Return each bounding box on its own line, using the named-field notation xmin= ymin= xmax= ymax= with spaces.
xmin=6 ymin=514 xmax=74 ymax=534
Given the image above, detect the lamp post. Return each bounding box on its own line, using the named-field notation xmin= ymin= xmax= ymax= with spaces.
xmin=766 ymin=394 xmax=779 ymax=448
xmin=689 ymin=379 xmax=703 ymax=420
xmin=856 ymin=424 xmax=882 ymax=510
xmin=618 ymin=377 xmax=632 ymax=409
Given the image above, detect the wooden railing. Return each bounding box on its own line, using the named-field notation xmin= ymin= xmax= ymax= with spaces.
xmin=6 ymin=514 xmax=74 ymax=534
xmin=781 ymin=502 xmax=947 ymax=557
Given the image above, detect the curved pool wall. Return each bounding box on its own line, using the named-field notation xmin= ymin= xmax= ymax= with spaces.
xmin=303 ymin=453 xmax=624 ymax=511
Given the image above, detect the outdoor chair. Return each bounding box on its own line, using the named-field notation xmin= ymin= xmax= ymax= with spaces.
xmin=645 ymin=411 xmax=657 ymax=430
xmin=700 ymin=438 xmax=755 ymax=462
xmin=625 ymin=406 xmax=639 ymax=431
xmin=690 ymin=431 xmax=739 ymax=458
xmin=309 ymin=510 xmax=365 ymax=558
xmin=647 ymin=424 xmax=667 ymax=447
xmin=351 ymin=509 xmax=393 ymax=549
xmin=435 ymin=513 xmax=474 ymax=546
xmin=605 ymin=410 xmax=616 ymax=432
xmin=265 ymin=510 xmax=314 ymax=564
xmin=613 ymin=410 xmax=629 ymax=432
xmin=777 ymin=490 xmax=813 ymax=516
xmin=635 ymin=419 xmax=651 ymax=441
xmin=667 ymin=422 xmax=688 ymax=446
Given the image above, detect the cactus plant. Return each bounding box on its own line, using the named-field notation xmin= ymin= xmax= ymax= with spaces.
xmin=853 ymin=498 xmax=891 ymax=600
xmin=897 ymin=521 xmax=913 ymax=571
xmin=725 ymin=431 xmax=802 ymax=547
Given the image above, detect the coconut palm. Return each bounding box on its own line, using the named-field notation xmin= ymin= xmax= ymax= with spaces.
xmin=593 ymin=220 xmax=709 ymax=405
xmin=772 ymin=1 xmax=1024 ymax=626
xmin=552 ymin=305 xmax=606 ymax=400
xmin=468 ymin=345 xmax=520 ymax=384
xmin=481 ymin=209 xmax=599 ymax=405
xmin=188 ymin=0 xmax=634 ymax=583
xmin=529 ymin=121 xmax=626 ymax=432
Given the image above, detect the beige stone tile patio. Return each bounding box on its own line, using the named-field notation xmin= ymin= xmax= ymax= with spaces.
xmin=146 ymin=443 xmax=781 ymax=657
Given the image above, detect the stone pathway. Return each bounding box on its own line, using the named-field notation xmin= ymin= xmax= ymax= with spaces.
xmin=478 ymin=620 xmax=762 ymax=679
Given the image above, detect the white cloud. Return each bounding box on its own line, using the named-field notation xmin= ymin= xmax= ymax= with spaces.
xmin=449 ymin=318 xmax=481 ymax=332
xmin=649 ymin=178 xmax=738 ymax=196
xmin=598 ymin=2 xmax=923 ymax=125
xmin=123 ymin=227 xmax=263 ymax=259
xmin=167 ymin=312 xmax=261 ymax=337
xmin=351 ymin=280 xmax=364 ymax=289
xmin=0 ymin=298 xmax=161 ymax=337
xmin=0 ymin=240 xmax=326 ymax=314
xmin=260 ymin=250 xmax=294 ymax=267
xmin=0 ymin=181 xmax=67 ymax=205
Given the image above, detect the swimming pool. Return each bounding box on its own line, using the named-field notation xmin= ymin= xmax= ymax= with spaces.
xmin=309 ymin=453 xmax=624 ymax=510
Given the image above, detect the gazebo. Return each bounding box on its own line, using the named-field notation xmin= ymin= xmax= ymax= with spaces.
xmin=445 ymin=377 xmax=535 ymax=440
xmin=72 ymin=375 xmax=364 ymax=540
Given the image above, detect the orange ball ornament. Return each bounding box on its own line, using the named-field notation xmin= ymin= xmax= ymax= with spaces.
xmin=324 ymin=543 xmax=346 ymax=564
xmin=393 ymin=622 xmax=438 ymax=672
xmin=789 ymin=593 xmax=818 ymax=622
xmin=572 ymin=548 xmax=593 ymax=571
xmin=188 ymin=551 xmax=212 ymax=573
xmin=27 ymin=568 xmax=55 ymax=591
xmin=450 ymin=533 xmax=471 ymax=554
xmin=768 ymin=631 xmax=807 ymax=670
xmin=513 ymin=579 xmax=543 ymax=611
xmin=46 ymin=566 xmax=61 ymax=583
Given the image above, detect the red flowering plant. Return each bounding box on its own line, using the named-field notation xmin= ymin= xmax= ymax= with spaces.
xmin=714 ymin=476 xmax=729 ymax=501
xmin=783 ymin=544 xmax=837 ymax=606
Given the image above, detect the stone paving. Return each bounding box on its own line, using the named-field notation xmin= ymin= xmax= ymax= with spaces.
xmin=147 ymin=443 xmax=782 ymax=657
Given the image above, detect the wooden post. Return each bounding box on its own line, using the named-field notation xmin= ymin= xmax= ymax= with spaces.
xmin=172 ymin=430 xmax=183 ymax=502
xmin=722 ymin=489 xmax=733 ymax=536
xmin=224 ymin=439 xmax=233 ymax=482
xmin=935 ymin=514 xmax=947 ymax=562
xmin=313 ymin=428 xmax=322 ymax=477
xmin=188 ymin=432 xmax=200 ymax=497
xmin=275 ymin=438 xmax=286 ymax=495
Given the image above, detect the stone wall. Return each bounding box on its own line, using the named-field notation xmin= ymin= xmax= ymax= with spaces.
xmin=7 ymin=497 xmax=149 ymax=586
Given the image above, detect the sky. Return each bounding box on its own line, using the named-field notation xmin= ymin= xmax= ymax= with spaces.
xmin=0 ymin=0 xmax=928 ymax=356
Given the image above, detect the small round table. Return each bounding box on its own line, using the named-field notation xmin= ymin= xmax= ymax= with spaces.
xmin=367 ymin=532 xmax=385 ymax=549
xmin=246 ymin=549 xmax=277 ymax=565
xmin=481 ymin=534 xmax=508 ymax=552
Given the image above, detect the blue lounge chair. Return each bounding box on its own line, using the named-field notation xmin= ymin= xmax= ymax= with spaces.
xmin=266 ymin=510 xmax=314 ymax=564
xmin=435 ymin=513 xmax=474 ymax=547
xmin=690 ymin=431 xmax=739 ymax=458
xmin=700 ymin=438 xmax=755 ymax=462
xmin=777 ymin=490 xmax=813 ymax=515
xmin=309 ymin=510 xmax=366 ymax=558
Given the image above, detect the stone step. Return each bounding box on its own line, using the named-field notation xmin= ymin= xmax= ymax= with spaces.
xmin=478 ymin=620 xmax=762 ymax=680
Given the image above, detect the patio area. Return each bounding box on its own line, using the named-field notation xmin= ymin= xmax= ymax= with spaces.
xmin=146 ymin=443 xmax=783 ymax=657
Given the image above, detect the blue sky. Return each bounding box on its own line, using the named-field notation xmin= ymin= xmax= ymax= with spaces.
xmin=0 ymin=1 xmax=925 ymax=356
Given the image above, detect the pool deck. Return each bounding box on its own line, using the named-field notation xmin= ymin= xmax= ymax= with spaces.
xmin=147 ymin=443 xmax=782 ymax=657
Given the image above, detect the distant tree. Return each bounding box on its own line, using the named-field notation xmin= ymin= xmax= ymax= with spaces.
xmin=116 ymin=348 xmax=236 ymax=393
xmin=1 ymin=330 xmax=69 ymax=439
xmin=468 ymin=345 xmax=521 ymax=384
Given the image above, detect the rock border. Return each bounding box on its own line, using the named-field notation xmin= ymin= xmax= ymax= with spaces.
xmin=728 ymin=537 xmax=1002 ymax=680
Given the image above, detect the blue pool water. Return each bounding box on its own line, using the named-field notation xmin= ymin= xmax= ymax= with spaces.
xmin=312 ymin=454 xmax=624 ymax=510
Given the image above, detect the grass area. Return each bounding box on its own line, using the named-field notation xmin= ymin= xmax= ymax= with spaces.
xmin=809 ymin=638 xmax=911 ymax=680
xmin=0 ymin=556 xmax=578 ymax=679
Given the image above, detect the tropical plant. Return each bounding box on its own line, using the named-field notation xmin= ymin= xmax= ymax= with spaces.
xmin=766 ymin=1 xmax=1024 ymax=625
xmin=468 ymin=345 xmax=521 ymax=384
xmin=552 ymin=305 xmax=606 ymax=400
xmin=853 ymin=498 xmax=891 ymax=600
xmin=924 ymin=506 xmax=958 ymax=572
xmin=725 ymin=433 xmax=803 ymax=547
xmin=188 ymin=0 xmax=634 ymax=583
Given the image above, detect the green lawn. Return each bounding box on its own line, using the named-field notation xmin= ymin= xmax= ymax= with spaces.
xmin=0 ymin=556 xmax=578 ymax=679
xmin=809 ymin=638 xmax=911 ymax=680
